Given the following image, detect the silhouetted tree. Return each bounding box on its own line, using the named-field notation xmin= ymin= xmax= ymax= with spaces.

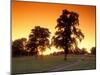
xmin=91 ymin=47 xmax=96 ymax=55
xmin=12 ymin=38 xmax=27 ymax=57
xmin=52 ymin=9 xmax=84 ymax=60
xmin=26 ymin=26 xmax=50 ymax=57
xmin=81 ymin=48 xmax=88 ymax=54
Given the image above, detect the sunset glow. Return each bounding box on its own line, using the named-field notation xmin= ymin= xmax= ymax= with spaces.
xmin=39 ymin=46 xmax=63 ymax=55
xmin=12 ymin=1 xmax=96 ymax=52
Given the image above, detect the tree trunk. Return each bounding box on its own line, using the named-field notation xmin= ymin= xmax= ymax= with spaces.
xmin=64 ymin=46 xmax=69 ymax=60
xmin=34 ymin=51 xmax=38 ymax=59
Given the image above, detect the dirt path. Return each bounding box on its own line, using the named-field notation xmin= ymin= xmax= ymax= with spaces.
xmin=49 ymin=59 xmax=82 ymax=72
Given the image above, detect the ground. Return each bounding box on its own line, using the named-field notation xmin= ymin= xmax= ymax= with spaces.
xmin=12 ymin=54 xmax=96 ymax=74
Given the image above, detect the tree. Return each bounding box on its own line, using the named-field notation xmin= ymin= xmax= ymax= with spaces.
xmin=91 ymin=47 xmax=96 ymax=55
xmin=26 ymin=26 xmax=50 ymax=56
xmin=12 ymin=38 xmax=27 ymax=57
xmin=81 ymin=48 xmax=88 ymax=54
xmin=52 ymin=9 xmax=84 ymax=60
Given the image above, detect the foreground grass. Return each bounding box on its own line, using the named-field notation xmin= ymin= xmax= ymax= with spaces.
xmin=12 ymin=54 xmax=96 ymax=74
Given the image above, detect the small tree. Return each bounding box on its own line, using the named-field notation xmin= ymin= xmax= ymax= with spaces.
xmin=12 ymin=38 xmax=27 ymax=57
xmin=27 ymin=26 xmax=50 ymax=57
xmin=91 ymin=47 xmax=96 ymax=55
xmin=52 ymin=9 xmax=84 ymax=60
xmin=81 ymin=48 xmax=88 ymax=54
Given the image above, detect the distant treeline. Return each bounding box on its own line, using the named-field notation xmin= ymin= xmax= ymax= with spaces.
xmin=12 ymin=37 xmax=96 ymax=57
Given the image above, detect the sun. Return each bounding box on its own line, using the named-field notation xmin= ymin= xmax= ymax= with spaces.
xmin=39 ymin=46 xmax=64 ymax=55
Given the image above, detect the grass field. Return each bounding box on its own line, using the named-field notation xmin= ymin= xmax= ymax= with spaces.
xmin=12 ymin=54 xmax=96 ymax=74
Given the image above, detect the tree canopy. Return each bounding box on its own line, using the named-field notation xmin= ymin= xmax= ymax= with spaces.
xmin=91 ymin=47 xmax=96 ymax=55
xmin=26 ymin=26 xmax=51 ymax=55
xmin=12 ymin=38 xmax=27 ymax=57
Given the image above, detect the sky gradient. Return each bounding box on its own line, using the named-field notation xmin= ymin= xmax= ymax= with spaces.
xmin=12 ymin=1 xmax=96 ymax=52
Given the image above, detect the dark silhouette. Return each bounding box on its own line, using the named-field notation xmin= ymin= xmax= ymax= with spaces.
xmin=81 ymin=48 xmax=88 ymax=54
xmin=26 ymin=26 xmax=50 ymax=57
xmin=52 ymin=9 xmax=84 ymax=60
xmin=90 ymin=47 xmax=96 ymax=55
xmin=12 ymin=38 xmax=27 ymax=57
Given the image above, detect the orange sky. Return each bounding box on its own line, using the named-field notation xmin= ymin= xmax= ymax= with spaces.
xmin=12 ymin=1 xmax=96 ymax=52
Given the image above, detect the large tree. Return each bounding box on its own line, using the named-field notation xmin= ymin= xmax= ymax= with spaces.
xmin=26 ymin=26 xmax=50 ymax=56
xmin=52 ymin=9 xmax=84 ymax=60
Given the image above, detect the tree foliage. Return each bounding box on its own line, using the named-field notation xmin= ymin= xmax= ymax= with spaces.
xmin=26 ymin=26 xmax=51 ymax=55
xmin=91 ymin=47 xmax=96 ymax=55
xmin=12 ymin=38 xmax=27 ymax=57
